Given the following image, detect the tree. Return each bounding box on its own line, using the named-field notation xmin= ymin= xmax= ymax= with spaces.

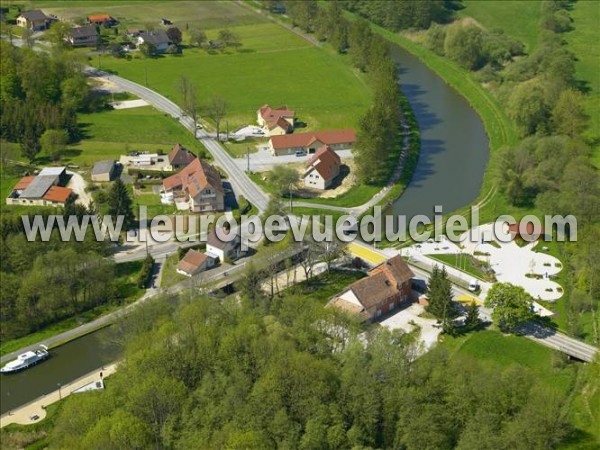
xmin=48 ymin=21 xmax=72 ymax=48
xmin=485 ymin=282 xmax=535 ymax=332
xmin=22 ymin=27 xmax=34 ymax=48
xmin=21 ymin=128 xmax=41 ymax=162
xmin=463 ymin=301 xmax=481 ymax=332
xmin=218 ymin=29 xmax=241 ymax=48
xmin=444 ymin=24 xmax=485 ymax=70
xmin=166 ymin=26 xmax=182 ymax=45
xmin=507 ymin=80 xmax=549 ymax=136
xmin=107 ymin=178 xmax=135 ymax=229
xmin=40 ymin=129 xmax=68 ymax=161
xmin=427 ymin=266 xmax=458 ymax=333
xmin=139 ymin=42 xmax=156 ymax=57
xmin=205 ymin=95 xmax=227 ymax=139
xmin=178 ymin=76 xmax=199 ymax=130
xmin=551 ymin=89 xmax=588 ymax=137
xmin=61 ymin=75 xmax=90 ymax=111
xmin=270 ymin=166 xmax=299 ymax=196
xmin=189 ymin=28 xmax=207 ymax=47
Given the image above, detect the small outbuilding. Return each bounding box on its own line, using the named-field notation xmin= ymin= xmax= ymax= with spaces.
xmin=91 ymin=160 xmax=116 ymax=182
xmin=176 ymin=249 xmax=215 ymax=277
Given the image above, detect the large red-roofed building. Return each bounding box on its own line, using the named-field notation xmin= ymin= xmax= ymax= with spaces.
xmin=269 ymin=129 xmax=356 ymax=156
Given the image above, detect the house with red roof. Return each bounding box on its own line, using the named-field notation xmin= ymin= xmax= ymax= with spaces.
xmin=164 ymin=143 xmax=196 ymax=171
xmin=327 ymin=255 xmax=414 ymax=321
xmin=269 ymin=129 xmax=356 ymax=156
xmin=303 ymin=145 xmax=341 ymax=190
xmin=160 ymin=158 xmax=224 ymax=212
xmin=6 ymin=167 xmax=74 ymax=207
xmin=176 ymin=249 xmax=216 ymax=277
xmin=257 ymin=104 xmax=295 ymax=136
xmin=87 ymin=14 xmax=117 ymax=27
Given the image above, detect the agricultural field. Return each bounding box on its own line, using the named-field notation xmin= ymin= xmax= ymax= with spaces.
xmin=458 ymin=0 xmax=542 ymax=52
xmin=96 ymin=21 xmax=371 ymax=131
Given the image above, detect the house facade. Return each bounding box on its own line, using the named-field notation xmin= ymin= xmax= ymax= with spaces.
xmin=206 ymin=228 xmax=243 ymax=262
xmin=303 ymin=145 xmax=341 ymax=190
xmin=176 ymin=249 xmax=216 ymax=277
xmin=67 ymin=25 xmax=99 ymax=47
xmin=257 ymin=105 xmax=295 ymax=135
xmin=137 ymin=30 xmax=171 ymax=53
xmin=328 ymin=255 xmax=414 ymax=321
xmin=269 ymin=129 xmax=356 ymax=156
xmin=17 ymin=10 xmax=51 ymax=30
xmin=160 ymin=158 xmax=224 ymax=212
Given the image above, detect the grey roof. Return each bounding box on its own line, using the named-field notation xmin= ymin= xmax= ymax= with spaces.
xmin=38 ymin=167 xmax=66 ymax=177
xmin=91 ymin=160 xmax=115 ymax=175
xmin=19 ymin=10 xmax=49 ymax=21
xmin=20 ymin=176 xmax=55 ymax=199
xmin=207 ymin=228 xmax=240 ymax=250
xmin=70 ymin=25 xmax=98 ymax=38
xmin=139 ymin=30 xmax=170 ymax=46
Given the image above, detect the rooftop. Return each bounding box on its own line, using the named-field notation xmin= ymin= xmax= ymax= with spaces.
xmin=91 ymin=160 xmax=115 ymax=175
xmin=19 ymin=9 xmax=49 ymax=21
xmin=177 ymin=249 xmax=208 ymax=274
xmin=270 ymin=129 xmax=356 ymax=150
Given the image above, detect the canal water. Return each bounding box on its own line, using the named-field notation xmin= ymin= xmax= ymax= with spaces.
xmin=0 ymin=41 xmax=491 ymax=414
xmin=389 ymin=44 xmax=490 ymax=221
xmin=0 ymin=326 xmax=121 ymax=415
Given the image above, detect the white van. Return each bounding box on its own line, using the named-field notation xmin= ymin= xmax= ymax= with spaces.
xmin=468 ymin=279 xmax=480 ymax=292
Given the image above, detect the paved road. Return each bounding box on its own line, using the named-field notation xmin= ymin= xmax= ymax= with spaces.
xmin=83 ymin=67 xmax=270 ymax=213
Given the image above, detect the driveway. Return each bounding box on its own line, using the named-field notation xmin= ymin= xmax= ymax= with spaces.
xmin=234 ymin=146 xmax=353 ymax=171
xmin=380 ymin=303 xmax=441 ymax=352
xmin=67 ymin=171 xmax=92 ymax=207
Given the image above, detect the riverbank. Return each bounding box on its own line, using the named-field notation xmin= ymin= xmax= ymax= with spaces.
xmin=0 ymin=362 xmax=118 ymax=428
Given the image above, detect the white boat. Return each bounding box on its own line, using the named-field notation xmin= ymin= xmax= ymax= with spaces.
xmin=0 ymin=345 xmax=49 ymax=374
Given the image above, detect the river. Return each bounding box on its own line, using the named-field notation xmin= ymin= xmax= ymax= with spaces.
xmin=0 ymin=42 xmax=491 ymax=415
xmin=0 ymin=327 xmax=121 ymax=415
xmin=389 ymin=44 xmax=490 ymax=220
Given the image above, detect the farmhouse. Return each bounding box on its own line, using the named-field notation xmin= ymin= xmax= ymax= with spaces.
xmin=91 ymin=160 xmax=116 ymax=182
xmin=206 ymin=228 xmax=243 ymax=262
xmin=328 ymin=255 xmax=414 ymax=321
xmin=269 ymin=129 xmax=356 ymax=156
xmin=66 ymin=25 xmax=99 ymax=47
xmin=160 ymin=158 xmax=224 ymax=212
xmin=176 ymin=249 xmax=216 ymax=277
xmin=303 ymin=145 xmax=341 ymax=190
xmin=137 ymin=30 xmax=171 ymax=53
xmin=257 ymin=105 xmax=295 ymax=135
xmin=165 ymin=144 xmax=196 ymax=171
xmin=6 ymin=167 xmax=74 ymax=207
xmin=17 ymin=10 xmax=52 ymax=31
xmin=87 ymin=14 xmax=117 ymax=27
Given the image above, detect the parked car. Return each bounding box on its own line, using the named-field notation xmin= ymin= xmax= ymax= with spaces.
xmin=468 ymin=279 xmax=480 ymax=292
xmin=295 ymin=150 xmax=306 ymax=157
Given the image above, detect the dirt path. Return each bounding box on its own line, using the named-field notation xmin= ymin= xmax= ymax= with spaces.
xmin=67 ymin=171 xmax=92 ymax=207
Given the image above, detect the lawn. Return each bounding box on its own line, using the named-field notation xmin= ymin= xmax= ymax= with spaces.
xmin=564 ymin=0 xmax=600 ymax=166
xmin=65 ymin=106 xmax=207 ymax=168
xmin=96 ymin=21 xmax=371 ymax=131
xmin=458 ymin=1 xmax=542 ymax=52
xmin=288 ymin=269 xmax=366 ymax=303
xmin=36 ymin=0 xmax=267 ymax=30
xmin=161 ymin=253 xmax=188 ymax=288
xmin=429 ymin=253 xmax=495 ymax=282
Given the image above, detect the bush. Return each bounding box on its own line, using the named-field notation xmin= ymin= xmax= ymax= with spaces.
xmin=137 ymin=255 xmax=155 ymax=288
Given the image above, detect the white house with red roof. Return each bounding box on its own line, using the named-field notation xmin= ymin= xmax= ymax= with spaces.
xmin=303 ymin=145 xmax=341 ymax=190
xmin=160 ymin=158 xmax=224 ymax=212
xmin=176 ymin=249 xmax=216 ymax=276
xmin=257 ymin=104 xmax=295 ymax=136
xmin=269 ymin=129 xmax=356 ymax=156
xmin=6 ymin=167 xmax=74 ymax=207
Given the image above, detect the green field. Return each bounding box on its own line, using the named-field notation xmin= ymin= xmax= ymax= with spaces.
xmin=458 ymin=0 xmax=542 ymax=52
xmin=565 ymin=0 xmax=600 ymax=166
xmin=34 ymin=0 xmax=267 ymax=30
xmin=66 ymin=106 xmax=207 ymax=167
xmin=96 ymin=22 xmax=371 ymax=131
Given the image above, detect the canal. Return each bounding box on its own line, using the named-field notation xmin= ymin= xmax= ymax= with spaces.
xmin=389 ymin=44 xmax=490 ymax=221
xmin=0 ymin=326 xmax=121 ymax=415
xmin=0 ymin=41 xmax=491 ymax=415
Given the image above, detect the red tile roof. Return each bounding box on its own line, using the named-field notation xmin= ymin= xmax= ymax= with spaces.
xmin=306 ymin=145 xmax=341 ymax=181
xmin=267 ymin=116 xmax=292 ymax=131
xmin=177 ymin=249 xmax=208 ymax=274
xmin=14 ymin=176 xmax=35 ymax=191
xmin=43 ymin=186 xmax=73 ymax=203
xmin=259 ymin=104 xmax=295 ymax=122
xmin=508 ymin=221 xmax=545 ymax=238
xmin=270 ymin=129 xmax=356 ymax=150
xmin=88 ymin=14 xmax=112 ymax=22
xmin=167 ymin=143 xmax=196 ymax=167
xmin=162 ymin=158 xmax=223 ymax=197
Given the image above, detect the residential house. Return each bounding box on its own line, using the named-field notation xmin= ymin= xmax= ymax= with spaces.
xmin=327 ymin=255 xmax=414 ymax=321
xmin=91 ymin=160 xmax=116 ymax=182
xmin=269 ymin=129 xmax=356 ymax=156
xmin=66 ymin=25 xmax=99 ymax=47
xmin=6 ymin=167 xmax=74 ymax=207
xmin=303 ymin=145 xmax=341 ymax=190
xmin=206 ymin=228 xmax=243 ymax=262
xmin=17 ymin=9 xmax=51 ymax=31
xmin=176 ymin=249 xmax=216 ymax=277
xmin=87 ymin=14 xmax=117 ymax=27
xmin=137 ymin=30 xmax=171 ymax=53
xmin=257 ymin=105 xmax=295 ymax=135
xmin=160 ymin=158 xmax=224 ymax=212
xmin=164 ymin=144 xmax=196 ymax=171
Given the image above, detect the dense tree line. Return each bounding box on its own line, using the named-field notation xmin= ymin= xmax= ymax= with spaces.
xmin=0 ymin=42 xmax=96 ymax=162
xmin=47 ymin=289 xmax=572 ymax=449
